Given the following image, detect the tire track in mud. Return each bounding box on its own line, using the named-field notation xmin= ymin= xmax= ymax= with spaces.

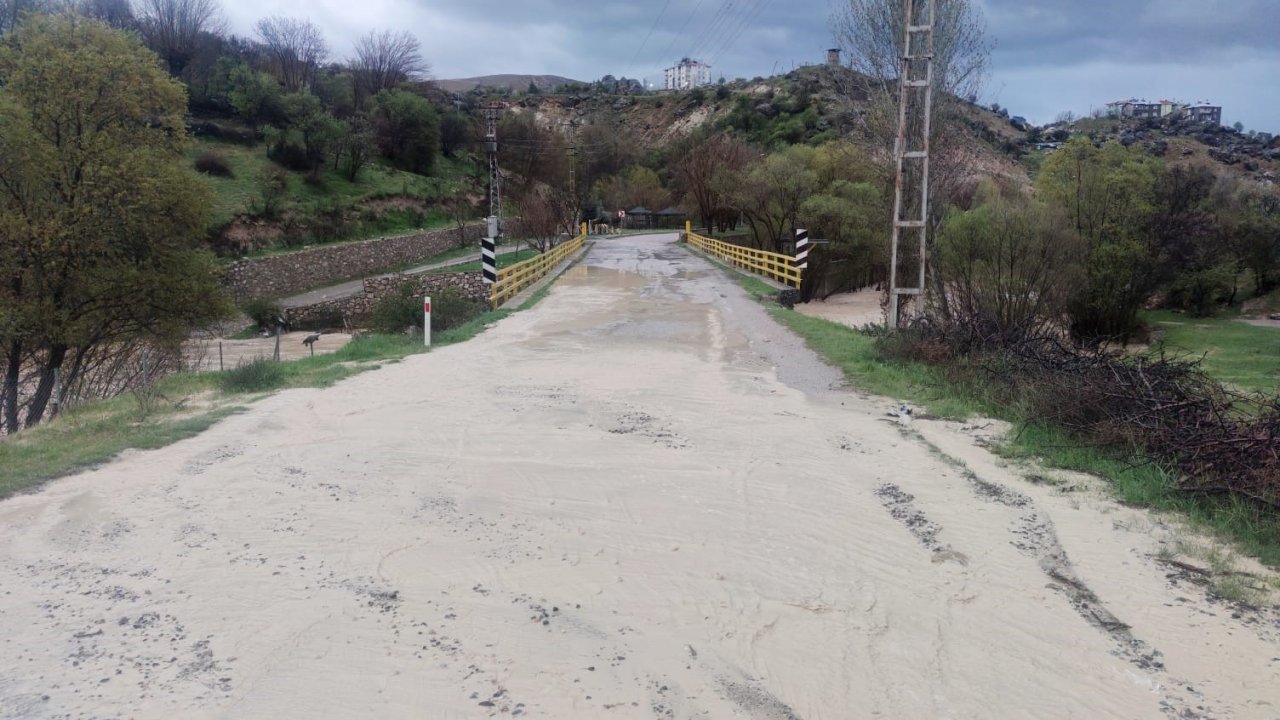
xmin=896 ymin=427 xmax=1216 ymax=720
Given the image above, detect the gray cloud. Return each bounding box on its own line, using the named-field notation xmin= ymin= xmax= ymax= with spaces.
xmin=218 ymin=0 xmax=1278 ymax=131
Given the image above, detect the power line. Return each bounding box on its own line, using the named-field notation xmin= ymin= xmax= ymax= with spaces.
xmin=708 ymin=0 xmax=774 ymax=70
xmin=659 ymin=0 xmax=708 ymax=63
xmin=627 ymin=0 xmax=676 ymax=78
xmin=686 ymin=0 xmax=737 ymax=62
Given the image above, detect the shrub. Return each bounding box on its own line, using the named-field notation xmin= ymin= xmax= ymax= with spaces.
xmin=268 ymin=142 xmax=312 ymax=172
xmin=369 ymin=284 xmax=483 ymax=335
xmin=933 ymin=193 xmax=1083 ymax=339
xmin=241 ymin=298 xmax=284 ymax=330
xmin=219 ymin=358 xmax=285 ymax=393
xmin=256 ymin=166 xmax=290 ymax=219
xmin=194 ymin=151 xmax=234 ymax=177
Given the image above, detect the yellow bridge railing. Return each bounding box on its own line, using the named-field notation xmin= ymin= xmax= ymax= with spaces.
xmin=490 ymin=227 xmax=588 ymax=308
xmin=684 ymin=222 xmax=802 ymax=288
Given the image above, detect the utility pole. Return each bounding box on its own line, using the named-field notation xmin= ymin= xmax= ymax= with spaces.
xmin=887 ymin=0 xmax=937 ymax=329
xmin=567 ymin=145 xmax=578 ymax=235
xmin=481 ymin=102 xmax=506 ymax=286
xmin=482 ymin=102 xmax=507 ymax=235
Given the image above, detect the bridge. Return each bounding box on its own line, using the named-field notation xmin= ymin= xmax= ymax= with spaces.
xmin=0 ymin=233 xmax=1265 ymax=719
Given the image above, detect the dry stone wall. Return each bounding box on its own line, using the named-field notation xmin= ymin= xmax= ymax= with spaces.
xmin=223 ymin=224 xmax=484 ymax=303
xmin=283 ymin=271 xmax=489 ymax=329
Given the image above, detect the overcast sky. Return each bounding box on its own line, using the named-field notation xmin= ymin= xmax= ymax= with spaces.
xmin=219 ymin=0 xmax=1279 ymax=131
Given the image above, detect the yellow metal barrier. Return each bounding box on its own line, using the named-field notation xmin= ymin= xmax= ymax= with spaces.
xmin=490 ymin=227 xmax=588 ymax=308
xmin=684 ymin=221 xmax=802 ymax=288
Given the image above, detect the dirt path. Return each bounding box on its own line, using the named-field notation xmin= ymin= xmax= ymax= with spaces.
xmin=2 ymin=235 xmax=1278 ymax=719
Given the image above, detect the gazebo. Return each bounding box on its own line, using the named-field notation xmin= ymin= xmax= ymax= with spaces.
xmin=655 ymin=206 xmax=686 ymax=229
xmin=625 ymin=207 xmax=652 ymax=228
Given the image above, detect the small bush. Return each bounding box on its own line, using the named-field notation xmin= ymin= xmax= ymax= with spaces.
xmin=194 ymin=152 xmax=234 ymax=177
xmin=241 ymin=298 xmax=284 ymax=330
xmin=432 ymin=286 xmax=486 ymax=331
xmin=269 ymin=142 xmax=312 ymax=172
xmin=369 ymin=284 xmax=484 ymax=335
xmin=220 ymin=358 xmax=285 ymax=393
xmin=256 ymin=166 xmax=290 ymax=219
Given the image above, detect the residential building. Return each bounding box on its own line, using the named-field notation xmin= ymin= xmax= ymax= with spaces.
xmin=1107 ymin=99 xmax=1162 ymax=120
xmin=1185 ymin=103 xmax=1223 ymax=125
xmin=664 ymin=58 xmax=712 ymax=91
xmin=1106 ymin=97 xmax=1224 ymax=126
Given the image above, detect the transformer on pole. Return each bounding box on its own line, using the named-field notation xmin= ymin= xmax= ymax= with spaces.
xmin=887 ymin=0 xmax=937 ymax=329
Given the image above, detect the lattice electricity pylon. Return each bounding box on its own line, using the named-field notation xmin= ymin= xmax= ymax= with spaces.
xmin=482 ymin=102 xmax=508 ymax=231
xmin=887 ymin=0 xmax=937 ymax=329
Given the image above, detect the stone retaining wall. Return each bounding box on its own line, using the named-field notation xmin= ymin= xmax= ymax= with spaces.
xmin=223 ymin=224 xmax=484 ymax=303
xmin=283 ymin=271 xmax=489 ymax=329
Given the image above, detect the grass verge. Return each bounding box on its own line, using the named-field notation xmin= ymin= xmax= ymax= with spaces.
xmin=0 ymin=248 xmax=584 ymax=500
xmin=1144 ymin=309 xmax=1279 ymax=395
xmin=696 ymin=245 xmax=1280 ymax=568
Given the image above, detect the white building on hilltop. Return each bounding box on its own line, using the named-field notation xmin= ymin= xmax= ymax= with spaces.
xmin=664 ymin=58 xmax=712 ymax=91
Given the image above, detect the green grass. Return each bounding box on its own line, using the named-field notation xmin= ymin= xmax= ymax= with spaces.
xmin=1144 ymin=309 xmax=1280 ymax=394
xmin=0 ymin=372 xmax=233 ymax=498
xmin=190 ymin=138 xmax=473 ymax=231
xmin=0 ymin=243 xmax=585 ymax=500
xmin=698 ymin=247 xmax=1280 ymax=567
xmin=425 ymin=249 xmax=539 ymax=274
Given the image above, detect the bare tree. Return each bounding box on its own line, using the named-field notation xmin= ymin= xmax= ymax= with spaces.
xmin=514 ymin=185 xmax=575 ymax=253
xmin=830 ymin=0 xmax=992 ymax=199
xmin=831 ymin=0 xmax=993 ymax=319
xmin=1 ymin=0 xmax=47 ymax=35
xmin=832 ymin=0 xmax=990 ymax=103
xmin=672 ymin=132 xmax=753 ymax=232
xmin=76 ymin=0 xmax=135 ymax=28
xmin=134 ymin=0 xmax=224 ymax=74
xmin=352 ymin=29 xmax=428 ymax=103
xmin=255 ymin=15 xmax=326 ymax=92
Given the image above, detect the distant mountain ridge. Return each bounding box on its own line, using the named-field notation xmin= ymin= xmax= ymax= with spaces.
xmin=435 ymin=74 xmax=582 ymax=93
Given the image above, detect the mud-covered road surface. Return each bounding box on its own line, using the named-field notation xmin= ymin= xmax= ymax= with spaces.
xmin=2 ymin=234 xmax=1278 ymax=719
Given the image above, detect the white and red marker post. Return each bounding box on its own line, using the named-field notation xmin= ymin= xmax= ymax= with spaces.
xmin=423 ymin=296 xmax=432 ymax=348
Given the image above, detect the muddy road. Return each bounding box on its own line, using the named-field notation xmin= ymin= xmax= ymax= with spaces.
xmin=1 ymin=234 xmax=1277 ymax=719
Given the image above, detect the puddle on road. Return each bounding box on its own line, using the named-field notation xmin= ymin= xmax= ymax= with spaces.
xmin=559 ymin=265 xmax=649 ymax=290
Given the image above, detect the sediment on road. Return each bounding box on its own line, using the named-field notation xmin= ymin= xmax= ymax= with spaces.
xmin=2 ymin=234 xmax=1277 ymax=719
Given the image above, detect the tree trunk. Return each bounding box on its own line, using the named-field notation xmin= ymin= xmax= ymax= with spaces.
xmin=3 ymin=340 xmax=21 ymax=434
xmin=25 ymin=345 xmax=68 ymax=429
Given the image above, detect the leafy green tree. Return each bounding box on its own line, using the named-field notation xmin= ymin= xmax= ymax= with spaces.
xmin=593 ymin=165 xmax=668 ymax=213
xmin=1037 ymin=137 xmax=1159 ymax=342
xmin=795 ymin=142 xmax=891 ymax=300
xmin=0 ymin=16 xmax=230 ymax=431
xmin=333 ymin=113 xmax=375 ymax=181
xmin=933 ymin=191 xmax=1084 ymax=335
xmin=1149 ymin=165 xmax=1232 ymax=315
xmin=439 ymin=109 xmax=472 ymax=159
xmin=372 ymin=89 xmax=440 ymax=174
xmin=266 ymin=91 xmax=344 ymax=172
xmin=225 ymin=59 xmax=282 ymax=129
xmin=1224 ymin=187 xmax=1280 ymax=295
xmin=716 ymin=145 xmax=819 ymax=253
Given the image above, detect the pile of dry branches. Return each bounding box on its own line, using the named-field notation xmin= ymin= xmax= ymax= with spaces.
xmin=885 ymin=321 xmax=1280 ymax=513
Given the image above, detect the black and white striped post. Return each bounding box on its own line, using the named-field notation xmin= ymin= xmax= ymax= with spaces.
xmin=795 ymin=228 xmax=811 ymax=270
xmin=481 ymin=215 xmax=498 ymax=285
